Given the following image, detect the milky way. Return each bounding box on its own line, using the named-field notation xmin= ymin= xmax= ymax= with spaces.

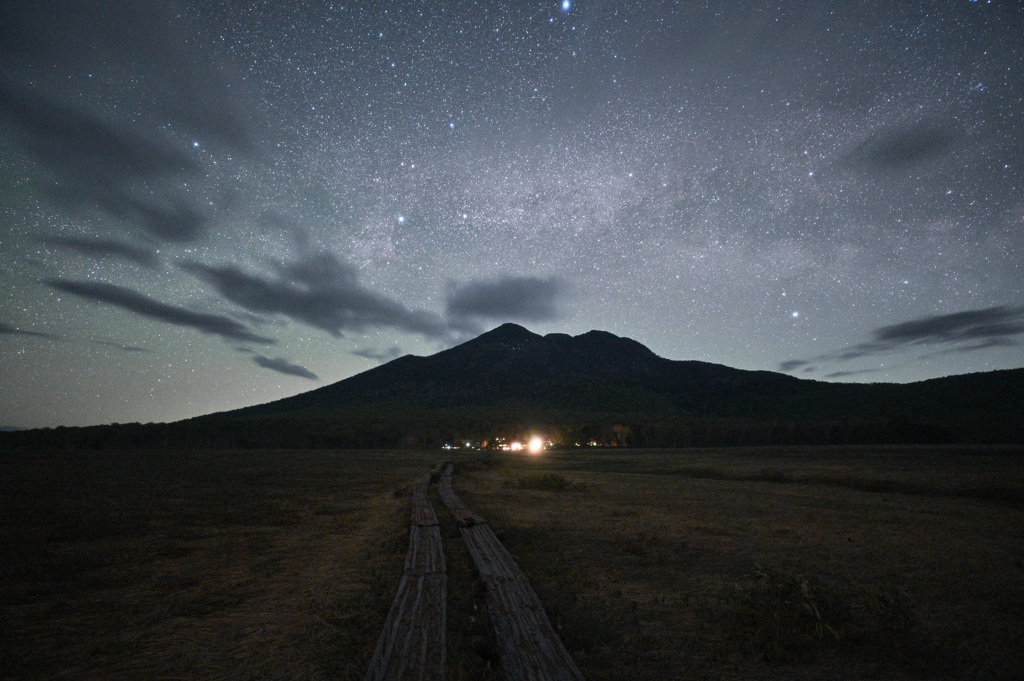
xmin=1 ymin=0 xmax=1022 ymax=428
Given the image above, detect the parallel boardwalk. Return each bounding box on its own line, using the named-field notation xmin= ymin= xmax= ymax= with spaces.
xmin=365 ymin=466 xmax=447 ymax=681
xmin=439 ymin=464 xmax=586 ymax=681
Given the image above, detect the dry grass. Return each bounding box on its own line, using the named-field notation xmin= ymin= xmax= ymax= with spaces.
xmin=0 ymin=449 xmax=436 ymax=680
xmin=455 ymin=445 xmax=1024 ymax=680
xmin=2 ymin=446 xmax=1022 ymax=680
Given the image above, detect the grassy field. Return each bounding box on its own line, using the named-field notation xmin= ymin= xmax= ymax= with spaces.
xmin=2 ymin=446 xmax=1022 ymax=680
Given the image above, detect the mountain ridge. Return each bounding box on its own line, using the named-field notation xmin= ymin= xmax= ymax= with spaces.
xmin=2 ymin=323 xmax=1021 ymax=449
xmin=219 ymin=322 xmax=1021 ymax=426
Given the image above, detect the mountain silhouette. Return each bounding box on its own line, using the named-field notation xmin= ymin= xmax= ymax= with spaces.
xmin=226 ymin=323 xmax=809 ymax=418
xmin=211 ymin=323 xmax=1023 ymax=442
xmin=2 ymin=323 xmax=1022 ymax=449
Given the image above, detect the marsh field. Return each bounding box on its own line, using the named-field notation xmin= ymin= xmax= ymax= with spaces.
xmin=2 ymin=446 xmax=1023 ymax=680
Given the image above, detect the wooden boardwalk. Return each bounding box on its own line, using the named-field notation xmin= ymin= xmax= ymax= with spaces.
xmin=439 ymin=464 xmax=586 ymax=681
xmin=365 ymin=466 xmax=447 ymax=681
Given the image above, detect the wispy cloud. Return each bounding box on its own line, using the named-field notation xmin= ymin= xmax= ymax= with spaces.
xmin=0 ymin=82 xmax=209 ymax=243
xmin=870 ymin=306 xmax=1024 ymax=346
xmin=0 ymin=1 xmax=252 ymax=245
xmin=845 ymin=122 xmax=956 ymax=172
xmin=445 ymin=275 xmax=569 ymax=324
xmin=253 ymin=355 xmax=319 ymax=380
xmin=47 ymin=279 xmax=276 ymax=344
xmin=42 ymin=236 xmax=159 ymax=268
xmin=352 ymin=345 xmax=404 ymax=363
xmin=93 ymin=340 xmax=151 ymax=353
xmin=0 ymin=322 xmax=57 ymax=340
xmin=780 ymin=305 xmax=1024 ymax=374
xmin=182 ymin=252 xmax=448 ymax=339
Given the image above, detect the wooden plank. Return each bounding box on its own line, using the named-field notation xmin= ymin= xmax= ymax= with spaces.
xmin=440 ymin=465 xmax=586 ymax=681
xmin=404 ymin=525 xmax=446 ymax=575
xmin=438 ymin=465 xmax=486 ymax=527
xmin=365 ymin=470 xmax=447 ymax=681
xmin=364 ymin=574 xmax=447 ymax=681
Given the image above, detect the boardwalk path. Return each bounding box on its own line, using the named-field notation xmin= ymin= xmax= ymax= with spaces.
xmin=439 ymin=463 xmax=586 ymax=681
xmin=364 ymin=466 xmax=447 ymax=681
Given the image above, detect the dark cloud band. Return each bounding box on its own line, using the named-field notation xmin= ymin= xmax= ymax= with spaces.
xmin=182 ymin=252 xmax=448 ymax=339
xmin=445 ymin=275 xmax=569 ymax=323
xmin=47 ymin=279 xmax=276 ymax=344
xmin=780 ymin=305 xmax=1024 ymax=374
xmin=253 ymin=355 xmax=319 ymax=380
xmin=42 ymin=236 xmax=159 ymax=268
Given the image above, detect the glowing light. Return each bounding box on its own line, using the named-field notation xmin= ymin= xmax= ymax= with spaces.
xmin=510 ymin=441 xmax=523 ymax=452
xmin=561 ymin=0 xmax=571 ymax=11
xmin=528 ymin=437 xmax=543 ymax=453
xmin=397 ymin=215 xmax=405 ymax=223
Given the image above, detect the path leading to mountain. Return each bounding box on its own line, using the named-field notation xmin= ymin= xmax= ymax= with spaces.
xmin=439 ymin=463 xmax=586 ymax=681
xmin=365 ymin=465 xmax=447 ymax=681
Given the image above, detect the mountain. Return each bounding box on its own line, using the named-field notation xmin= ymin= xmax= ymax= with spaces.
xmin=3 ymin=323 xmax=1022 ymax=449
xmin=225 ymin=323 xmax=810 ymax=419
xmin=224 ymin=323 xmax=1021 ymax=422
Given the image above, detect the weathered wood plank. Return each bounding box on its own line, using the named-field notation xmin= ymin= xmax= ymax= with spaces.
xmin=365 ymin=471 xmax=447 ymax=681
xmin=440 ymin=464 xmax=586 ymax=681
xmin=404 ymin=525 xmax=446 ymax=575
xmin=365 ymin=574 xmax=447 ymax=681
xmin=437 ymin=468 xmax=486 ymax=527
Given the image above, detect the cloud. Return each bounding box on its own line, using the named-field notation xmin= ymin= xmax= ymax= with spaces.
xmin=0 ymin=2 xmax=253 ymax=245
xmin=823 ymin=369 xmax=882 ymax=379
xmin=0 ymin=82 xmax=210 ymax=243
xmin=46 ymin=279 xmax=276 ymax=344
xmin=0 ymin=82 xmax=199 ymax=182
xmin=93 ymin=340 xmax=151 ymax=353
xmin=182 ymin=252 xmax=448 ymax=338
xmin=1 ymin=321 xmax=149 ymax=352
xmin=42 ymin=236 xmax=159 ymax=268
xmin=252 ymin=355 xmax=319 ymax=380
xmin=0 ymin=1 xmax=251 ymax=151
xmin=445 ymin=275 xmax=569 ymax=323
xmin=871 ymin=306 xmax=1024 ymax=347
xmin=846 ymin=122 xmax=955 ymax=172
xmin=0 ymin=322 xmax=56 ymax=340
xmin=779 ymin=305 xmax=1024 ymax=374
xmin=353 ymin=345 xmax=404 ymax=363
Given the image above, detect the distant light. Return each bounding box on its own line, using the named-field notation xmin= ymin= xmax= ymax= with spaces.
xmin=449 ymin=121 xmax=455 ymax=128
xmin=510 ymin=441 xmax=523 ymax=452
xmin=528 ymin=437 xmax=543 ymax=453
xmin=562 ymin=0 xmax=571 ymax=11
xmin=397 ymin=215 xmax=405 ymax=223
xmin=192 ymin=141 xmax=200 ymax=148
xmin=791 ymin=311 xmax=800 ymax=318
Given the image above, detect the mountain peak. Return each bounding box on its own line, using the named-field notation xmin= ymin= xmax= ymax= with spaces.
xmin=474 ymin=322 xmax=540 ymax=345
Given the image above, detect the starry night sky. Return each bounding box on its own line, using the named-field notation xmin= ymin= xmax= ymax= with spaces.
xmin=1 ymin=0 xmax=1022 ymax=429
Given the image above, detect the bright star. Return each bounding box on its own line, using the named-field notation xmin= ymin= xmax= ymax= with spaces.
xmin=397 ymin=215 xmax=405 ymax=223
xmin=791 ymin=311 xmax=799 ymax=318
xmin=561 ymin=0 xmax=571 ymax=12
